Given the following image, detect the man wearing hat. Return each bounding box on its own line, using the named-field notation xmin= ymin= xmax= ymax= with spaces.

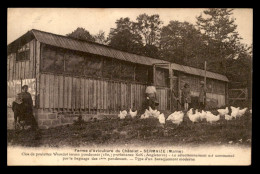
xmin=182 ymin=83 xmax=191 ymax=111
xmin=198 ymin=81 xmax=207 ymax=110
xmin=145 ymin=81 xmax=159 ymax=110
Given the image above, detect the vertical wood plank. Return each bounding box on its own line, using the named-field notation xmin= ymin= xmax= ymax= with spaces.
xmin=68 ymin=77 xmax=72 ymax=109
xmin=110 ymin=81 xmax=113 ymax=111
xmin=93 ymin=79 xmax=97 ymax=109
xmin=99 ymin=80 xmax=102 ymax=110
xmin=71 ymin=77 xmax=74 ymax=110
xmin=97 ymin=80 xmax=100 ymax=110
xmin=84 ymin=79 xmax=89 ymax=109
xmin=101 ymin=80 xmax=103 ymax=110
xmin=80 ymin=78 xmax=84 ymax=110
xmin=11 ymin=56 xmax=14 ymax=81
xmin=64 ymin=76 xmax=68 ymax=109
xmin=130 ymin=84 xmax=133 ymax=109
xmin=22 ymin=61 xmax=25 ymax=79
xmin=111 ymin=82 xmax=114 ymax=111
xmin=54 ymin=75 xmax=59 ymax=109
xmin=32 ymin=40 xmax=36 ymax=79
xmin=29 ymin=41 xmax=33 ymax=79
xmin=77 ymin=78 xmax=81 ymax=110
xmin=44 ymin=74 xmax=50 ymax=109
xmin=20 ymin=62 xmax=23 ymax=79
xmin=15 ymin=62 xmax=19 ymax=80
xmin=23 ymin=61 xmax=26 ymax=79
xmin=39 ymin=74 xmax=44 ymax=108
xmin=104 ymin=81 xmax=107 ymax=110
xmin=58 ymin=75 xmax=63 ymax=109
xmin=119 ymin=82 xmax=121 ymax=110
xmin=49 ymin=74 xmax=54 ymax=109
xmin=20 ymin=62 xmax=23 ymax=80
xmin=75 ymin=78 xmax=78 ymax=110
xmin=100 ymin=80 xmax=103 ymax=111
xmin=71 ymin=77 xmax=75 ymax=110
xmin=124 ymin=83 xmax=127 ymax=109
xmin=120 ymin=83 xmax=123 ymax=110
xmin=26 ymin=60 xmax=30 ymax=79
xmin=89 ymin=79 xmax=92 ymax=110
xmin=114 ymin=82 xmax=117 ymax=111
xmin=107 ymin=81 xmax=110 ymax=111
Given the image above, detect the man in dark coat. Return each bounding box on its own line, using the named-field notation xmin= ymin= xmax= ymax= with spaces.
xmin=19 ymin=85 xmax=39 ymax=130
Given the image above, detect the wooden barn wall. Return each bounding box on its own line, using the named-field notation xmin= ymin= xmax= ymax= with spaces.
xmin=39 ymin=73 xmax=169 ymax=113
xmin=7 ymin=39 xmax=36 ymax=81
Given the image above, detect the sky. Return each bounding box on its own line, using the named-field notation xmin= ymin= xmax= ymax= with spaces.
xmin=7 ymin=8 xmax=253 ymax=46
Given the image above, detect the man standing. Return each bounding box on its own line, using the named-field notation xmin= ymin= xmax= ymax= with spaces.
xmin=198 ymin=81 xmax=207 ymax=110
xmin=182 ymin=83 xmax=191 ymax=111
xmin=145 ymin=81 xmax=159 ymax=110
xmin=19 ymin=85 xmax=39 ymax=131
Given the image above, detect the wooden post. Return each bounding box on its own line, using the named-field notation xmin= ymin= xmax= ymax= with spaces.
xmin=177 ymin=74 xmax=181 ymax=110
xmin=204 ymin=61 xmax=207 ymax=105
xmin=204 ymin=61 xmax=207 ymax=88
xmin=21 ymin=78 xmax=23 ymax=90
xmin=169 ymin=63 xmax=173 ymax=111
xmin=153 ymin=64 xmax=156 ymax=85
xmin=133 ymin=65 xmax=136 ymax=81
xmin=225 ymin=82 xmax=229 ymax=105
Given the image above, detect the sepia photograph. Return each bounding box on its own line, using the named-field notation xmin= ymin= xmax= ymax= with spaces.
xmin=7 ymin=8 xmax=252 ymax=166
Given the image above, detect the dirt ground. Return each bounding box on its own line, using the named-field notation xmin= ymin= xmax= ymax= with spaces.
xmin=7 ymin=110 xmax=252 ymax=148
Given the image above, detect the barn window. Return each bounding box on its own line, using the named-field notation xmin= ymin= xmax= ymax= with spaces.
xmin=135 ymin=65 xmax=149 ymax=83
xmin=103 ymin=58 xmax=113 ymax=79
xmin=41 ymin=45 xmax=64 ymax=73
xmin=16 ymin=43 xmax=30 ymax=61
xmin=84 ymin=55 xmax=102 ymax=77
xmin=64 ymin=52 xmax=85 ymax=75
xmin=110 ymin=59 xmax=121 ymax=80
xmin=120 ymin=61 xmax=135 ymax=81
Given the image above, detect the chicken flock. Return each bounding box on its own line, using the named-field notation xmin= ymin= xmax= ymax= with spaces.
xmin=118 ymin=106 xmax=250 ymax=126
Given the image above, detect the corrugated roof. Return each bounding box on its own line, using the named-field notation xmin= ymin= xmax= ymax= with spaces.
xmin=8 ymin=29 xmax=228 ymax=82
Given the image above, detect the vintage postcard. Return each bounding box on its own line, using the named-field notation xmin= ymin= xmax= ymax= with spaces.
xmin=7 ymin=8 xmax=252 ymax=166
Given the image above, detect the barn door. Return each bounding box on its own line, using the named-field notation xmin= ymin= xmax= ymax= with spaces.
xmin=153 ymin=63 xmax=177 ymax=111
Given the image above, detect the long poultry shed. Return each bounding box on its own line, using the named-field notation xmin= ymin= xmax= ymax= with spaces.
xmin=7 ymin=29 xmax=229 ymax=129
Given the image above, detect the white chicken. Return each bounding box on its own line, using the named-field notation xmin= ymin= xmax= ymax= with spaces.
xmin=205 ymin=112 xmax=220 ymax=123
xmin=167 ymin=111 xmax=184 ymax=125
xmin=224 ymin=114 xmax=233 ymax=121
xmin=158 ymin=113 xmax=166 ymax=124
xmin=231 ymin=106 xmax=240 ymax=119
xmin=118 ymin=110 xmax=127 ymax=119
xmin=148 ymin=106 xmax=160 ymax=118
xmin=217 ymin=107 xmax=229 ymax=116
xmin=140 ymin=113 xmax=149 ymax=119
xmin=129 ymin=108 xmax=137 ymax=118
xmin=187 ymin=108 xmax=200 ymax=123
xmin=238 ymin=107 xmax=247 ymax=117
